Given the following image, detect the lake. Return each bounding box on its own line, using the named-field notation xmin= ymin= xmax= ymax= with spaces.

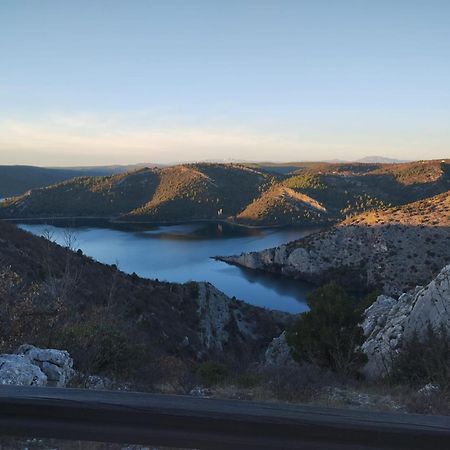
xmin=18 ymin=221 xmax=318 ymax=313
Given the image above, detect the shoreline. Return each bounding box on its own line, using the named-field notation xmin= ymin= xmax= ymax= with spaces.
xmin=2 ymin=215 xmax=331 ymax=231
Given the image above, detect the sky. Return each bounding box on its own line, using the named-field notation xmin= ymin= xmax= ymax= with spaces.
xmin=0 ymin=0 xmax=450 ymax=166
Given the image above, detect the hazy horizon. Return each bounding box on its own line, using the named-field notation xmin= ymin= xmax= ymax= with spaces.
xmin=1 ymin=0 xmax=450 ymax=165
xmin=0 ymin=155 xmax=416 ymax=169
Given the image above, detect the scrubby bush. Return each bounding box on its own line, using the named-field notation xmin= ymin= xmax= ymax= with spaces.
xmin=196 ymin=361 xmax=228 ymax=386
xmin=260 ymin=364 xmax=337 ymax=402
xmin=287 ymin=283 xmax=367 ymax=376
xmin=283 ymin=173 xmax=325 ymax=190
xmin=234 ymin=372 xmax=261 ymax=389
xmin=186 ymin=281 xmax=200 ymax=299
xmin=355 ymin=289 xmax=381 ymax=315
xmin=390 ymin=325 xmax=450 ymax=391
xmin=56 ymin=321 xmax=152 ymax=378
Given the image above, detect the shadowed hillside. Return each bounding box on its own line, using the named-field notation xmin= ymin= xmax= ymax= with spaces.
xmin=0 ymin=169 xmax=160 ymax=217
xmin=0 ymin=220 xmax=287 ymax=385
xmin=0 ymin=166 xmax=113 ymax=198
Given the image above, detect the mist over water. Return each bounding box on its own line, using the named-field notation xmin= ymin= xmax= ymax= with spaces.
xmin=19 ymin=221 xmax=317 ymax=313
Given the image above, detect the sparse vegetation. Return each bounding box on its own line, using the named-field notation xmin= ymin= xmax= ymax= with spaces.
xmin=287 ymin=283 xmax=367 ymax=376
xmin=2 ymin=160 xmax=450 ymax=226
xmin=196 ymin=361 xmax=228 ymax=386
xmin=0 ymin=221 xmax=284 ymax=385
xmin=390 ymin=325 xmax=450 ymax=391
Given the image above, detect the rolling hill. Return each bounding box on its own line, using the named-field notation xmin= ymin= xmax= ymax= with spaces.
xmin=1 ymin=160 xmax=450 ymax=227
xmin=122 ymin=164 xmax=273 ymax=222
xmin=236 ymin=186 xmax=328 ymax=226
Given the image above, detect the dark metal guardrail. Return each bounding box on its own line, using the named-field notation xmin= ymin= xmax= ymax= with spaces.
xmin=0 ymin=386 xmax=449 ymax=449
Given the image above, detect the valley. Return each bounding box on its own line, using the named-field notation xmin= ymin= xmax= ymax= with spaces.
xmin=2 ymin=1 xmax=450 ymax=440
xmin=18 ymin=221 xmax=317 ymax=313
xmin=1 ymin=159 xmax=450 ymax=414
xmin=0 ymin=220 xmax=288 ymax=382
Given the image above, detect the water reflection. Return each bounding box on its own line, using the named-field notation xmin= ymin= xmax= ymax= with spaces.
xmin=18 ymin=221 xmax=318 ymax=313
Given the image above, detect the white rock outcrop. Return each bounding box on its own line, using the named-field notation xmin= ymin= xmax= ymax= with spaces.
xmin=0 ymin=345 xmax=74 ymax=387
xmin=195 ymin=282 xmax=288 ymax=359
xmin=264 ymin=332 xmax=296 ymax=367
xmin=362 ymin=264 xmax=450 ymax=379
xmin=17 ymin=344 xmax=75 ymax=387
xmin=196 ymin=282 xmax=259 ymax=352
xmin=0 ymin=354 xmax=47 ymax=386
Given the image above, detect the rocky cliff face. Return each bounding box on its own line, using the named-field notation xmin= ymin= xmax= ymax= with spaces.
xmin=195 ymin=282 xmax=289 ymax=359
xmin=362 ymin=264 xmax=450 ymax=379
xmin=260 ymin=265 xmax=450 ymax=380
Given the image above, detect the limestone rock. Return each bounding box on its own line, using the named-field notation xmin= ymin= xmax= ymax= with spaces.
xmin=17 ymin=344 xmax=75 ymax=387
xmin=195 ymin=282 xmax=288 ymax=359
xmin=84 ymin=375 xmax=112 ymax=390
xmin=362 ymin=295 xmax=397 ymax=338
xmin=218 ymin=217 xmax=450 ymax=297
xmin=189 ymin=386 xmax=212 ymax=397
xmin=0 ymin=354 xmax=47 ymax=386
xmin=264 ymin=331 xmax=296 ymax=367
xmin=418 ymin=383 xmax=440 ymax=396
xmin=362 ymin=264 xmax=450 ymax=379
xmin=325 ymin=386 xmax=402 ymax=411
xmin=196 ymin=282 xmax=235 ymax=352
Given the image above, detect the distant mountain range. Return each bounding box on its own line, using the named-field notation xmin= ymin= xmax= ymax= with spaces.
xmin=325 ymin=156 xmax=410 ymax=164
xmin=355 ymin=156 xmax=410 ymax=164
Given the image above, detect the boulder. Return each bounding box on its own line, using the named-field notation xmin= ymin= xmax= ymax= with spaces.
xmin=0 ymin=354 xmax=47 ymax=386
xmin=17 ymin=344 xmax=75 ymax=387
xmin=84 ymin=374 xmax=112 ymax=390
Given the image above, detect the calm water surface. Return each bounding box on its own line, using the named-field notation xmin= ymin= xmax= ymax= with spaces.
xmin=19 ymin=221 xmax=317 ymax=313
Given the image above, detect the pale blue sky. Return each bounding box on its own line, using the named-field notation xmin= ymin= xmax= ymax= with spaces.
xmin=0 ymin=0 xmax=449 ymax=165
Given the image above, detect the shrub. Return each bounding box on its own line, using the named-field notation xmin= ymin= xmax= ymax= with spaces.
xmin=56 ymin=322 xmax=152 ymax=378
xmin=355 ymin=289 xmax=381 ymax=315
xmin=287 ymin=283 xmax=367 ymax=376
xmin=390 ymin=325 xmax=450 ymax=391
xmin=234 ymin=372 xmax=261 ymax=389
xmin=186 ymin=281 xmax=200 ymax=299
xmin=196 ymin=361 xmax=228 ymax=386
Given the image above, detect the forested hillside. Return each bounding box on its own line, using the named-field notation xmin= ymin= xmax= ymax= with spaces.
xmin=2 ymin=160 xmax=450 ymax=227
